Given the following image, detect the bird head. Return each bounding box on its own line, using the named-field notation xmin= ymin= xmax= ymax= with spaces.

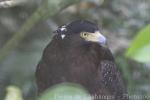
xmin=54 ymin=20 xmax=106 ymax=46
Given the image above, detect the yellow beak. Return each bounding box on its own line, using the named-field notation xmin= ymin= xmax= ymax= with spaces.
xmin=85 ymin=31 xmax=106 ymax=45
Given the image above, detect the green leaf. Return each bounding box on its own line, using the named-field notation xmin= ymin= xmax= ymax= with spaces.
xmin=38 ymin=83 xmax=92 ymax=100
xmin=5 ymin=85 xmax=23 ymax=100
xmin=126 ymin=24 xmax=150 ymax=63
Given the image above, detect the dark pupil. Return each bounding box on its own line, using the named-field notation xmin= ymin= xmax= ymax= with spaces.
xmin=84 ymin=33 xmax=87 ymax=36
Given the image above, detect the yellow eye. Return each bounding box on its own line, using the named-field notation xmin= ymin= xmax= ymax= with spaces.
xmin=80 ymin=32 xmax=88 ymax=37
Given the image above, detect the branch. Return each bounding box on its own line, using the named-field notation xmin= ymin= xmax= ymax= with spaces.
xmin=0 ymin=0 xmax=26 ymax=8
xmin=0 ymin=0 xmax=80 ymax=62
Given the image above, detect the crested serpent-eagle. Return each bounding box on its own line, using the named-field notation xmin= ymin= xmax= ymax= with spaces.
xmin=36 ymin=20 xmax=128 ymax=100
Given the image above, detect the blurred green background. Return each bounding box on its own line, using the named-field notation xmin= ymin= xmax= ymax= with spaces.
xmin=0 ymin=0 xmax=150 ymax=100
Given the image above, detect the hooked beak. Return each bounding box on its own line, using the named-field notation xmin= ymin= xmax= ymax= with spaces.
xmin=85 ymin=31 xmax=106 ymax=45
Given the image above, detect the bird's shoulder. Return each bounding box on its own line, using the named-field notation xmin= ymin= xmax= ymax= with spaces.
xmin=98 ymin=60 xmax=127 ymax=100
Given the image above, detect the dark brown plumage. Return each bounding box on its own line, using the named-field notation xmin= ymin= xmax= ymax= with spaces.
xmin=36 ymin=20 xmax=127 ymax=100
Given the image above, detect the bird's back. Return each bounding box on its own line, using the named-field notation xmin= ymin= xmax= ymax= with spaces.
xmin=36 ymin=39 xmax=127 ymax=100
xmin=36 ymin=38 xmax=101 ymax=93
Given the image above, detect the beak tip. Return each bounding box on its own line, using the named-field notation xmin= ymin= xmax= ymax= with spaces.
xmin=99 ymin=35 xmax=106 ymax=45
